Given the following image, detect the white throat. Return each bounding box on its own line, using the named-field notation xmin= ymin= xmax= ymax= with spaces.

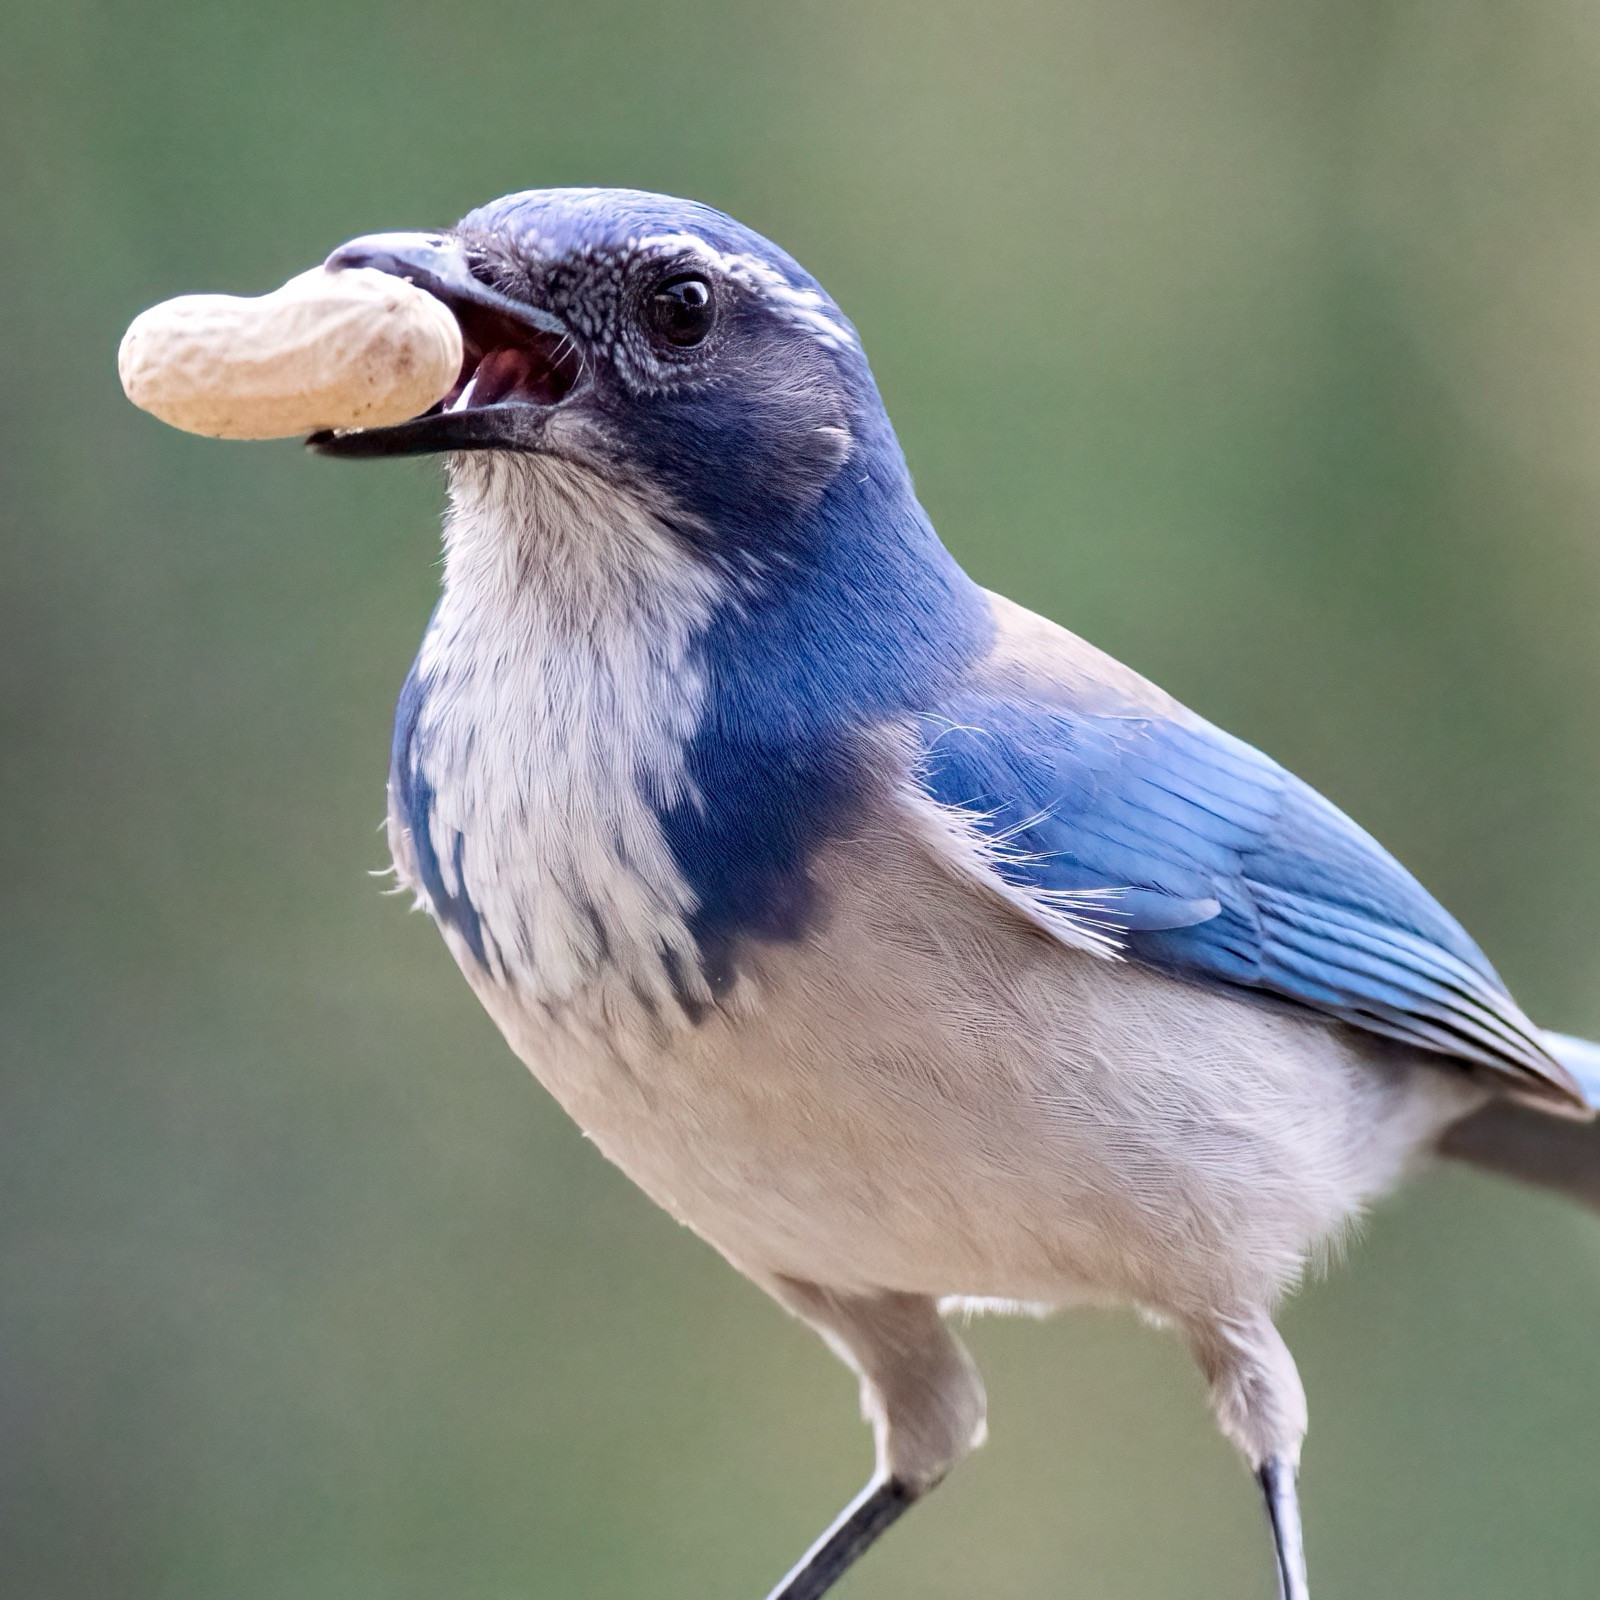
xmin=388 ymin=454 xmax=724 ymax=1013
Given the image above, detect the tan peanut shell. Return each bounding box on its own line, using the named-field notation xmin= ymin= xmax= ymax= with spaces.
xmin=117 ymin=267 xmax=464 ymax=440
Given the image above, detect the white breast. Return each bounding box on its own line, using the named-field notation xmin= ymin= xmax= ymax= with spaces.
xmin=388 ymin=454 xmax=725 ymax=1014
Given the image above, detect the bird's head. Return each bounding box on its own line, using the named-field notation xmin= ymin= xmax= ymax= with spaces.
xmin=313 ymin=187 xmax=894 ymax=551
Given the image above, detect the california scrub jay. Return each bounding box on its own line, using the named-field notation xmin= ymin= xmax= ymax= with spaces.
xmin=303 ymin=189 xmax=1600 ymax=1600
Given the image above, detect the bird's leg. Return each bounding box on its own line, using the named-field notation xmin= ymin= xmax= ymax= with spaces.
xmin=1185 ymin=1310 xmax=1311 ymax=1600
xmin=763 ymin=1475 xmax=916 ymax=1600
xmin=757 ymin=1280 xmax=987 ymax=1600
xmin=1258 ymin=1455 xmax=1310 ymax=1600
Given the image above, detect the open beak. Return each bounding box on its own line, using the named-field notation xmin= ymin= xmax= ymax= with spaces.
xmin=309 ymin=232 xmax=583 ymax=458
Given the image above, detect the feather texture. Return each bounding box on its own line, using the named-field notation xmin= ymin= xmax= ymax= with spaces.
xmin=912 ymin=596 xmax=1584 ymax=1108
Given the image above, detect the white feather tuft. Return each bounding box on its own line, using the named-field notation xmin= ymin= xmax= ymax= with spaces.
xmin=390 ymin=454 xmax=724 ymax=1014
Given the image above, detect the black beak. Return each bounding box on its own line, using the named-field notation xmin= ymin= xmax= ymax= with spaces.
xmin=309 ymin=232 xmax=583 ymax=459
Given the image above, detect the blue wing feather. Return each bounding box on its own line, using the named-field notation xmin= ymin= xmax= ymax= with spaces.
xmin=914 ymin=693 xmax=1577 ymax=1099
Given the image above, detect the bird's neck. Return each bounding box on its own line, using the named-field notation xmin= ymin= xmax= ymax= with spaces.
xmin=388 ymin=452 xmax=988 ymax=1010
xmin=390 ymin=455 xmax=720 ymax=1007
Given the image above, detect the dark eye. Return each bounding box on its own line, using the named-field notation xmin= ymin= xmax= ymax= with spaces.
xmin=645 ymin=274 xmax=715 ymax=348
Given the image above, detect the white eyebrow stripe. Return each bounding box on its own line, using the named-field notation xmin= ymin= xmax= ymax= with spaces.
xmin=632 ymin=232 xmax=857 ymax=350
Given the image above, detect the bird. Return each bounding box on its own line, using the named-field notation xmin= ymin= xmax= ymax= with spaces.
xmin=301 ymin=187 xmax=1600 ymax=1600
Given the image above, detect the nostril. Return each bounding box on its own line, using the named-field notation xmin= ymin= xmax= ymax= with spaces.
xmin=465 ymin=253 xmax=504 ymax=291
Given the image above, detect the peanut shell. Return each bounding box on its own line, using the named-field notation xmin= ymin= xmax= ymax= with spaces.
xmin=118 ymin=266 xmax=464 ymax=440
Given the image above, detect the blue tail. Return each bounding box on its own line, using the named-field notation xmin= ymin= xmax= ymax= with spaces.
xmin=1543 ymin=1031 xmax=1600 ymax=1110
xmin=1439 ymin=1030 xmax=1600 ymax=1211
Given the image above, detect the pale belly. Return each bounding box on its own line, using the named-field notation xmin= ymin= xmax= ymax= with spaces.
xmin=454 ymin=828 xmax=1478 ymax=1318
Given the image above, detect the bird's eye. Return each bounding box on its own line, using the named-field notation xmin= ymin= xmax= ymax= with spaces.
xmin=644 ymin=274 xmax=715 ymax=348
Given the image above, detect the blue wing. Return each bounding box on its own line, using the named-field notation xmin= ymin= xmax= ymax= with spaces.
xmin=914 ymin=688 xmax=1582 ymax=1105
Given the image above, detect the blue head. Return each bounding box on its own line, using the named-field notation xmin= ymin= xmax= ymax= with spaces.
xmin=321 ymin=189 xmax=991 ymax=991
xmin=323 ymin=190 xmax=893 ymax=555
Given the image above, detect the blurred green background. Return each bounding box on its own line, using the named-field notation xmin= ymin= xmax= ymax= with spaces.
xmin=6 ymin=2 xmax=1600 ymax=1596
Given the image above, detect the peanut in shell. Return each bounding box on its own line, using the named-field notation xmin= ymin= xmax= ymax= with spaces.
xmin=117 ymin=266 xmax=464 ymax=440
